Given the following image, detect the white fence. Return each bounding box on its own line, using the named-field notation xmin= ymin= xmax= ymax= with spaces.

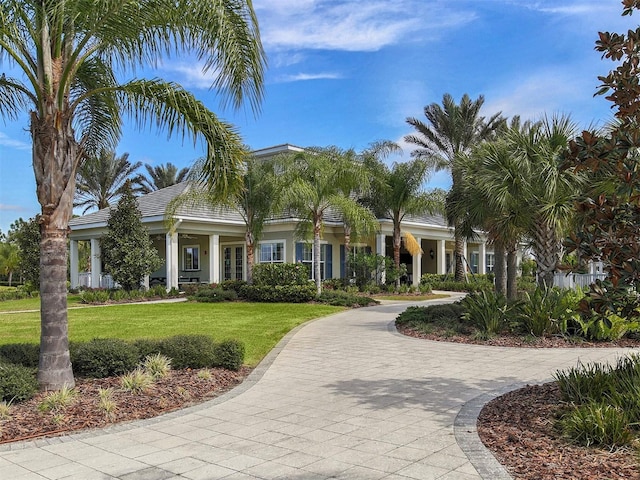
xmin=553 ymin=273 xmax=607 ymax=289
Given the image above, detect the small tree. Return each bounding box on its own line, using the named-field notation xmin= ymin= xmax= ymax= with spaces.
xmin=101 ymin=183 xmax=162 ymax=291
xmin=8 ymin=217 xmax=41 ymax=291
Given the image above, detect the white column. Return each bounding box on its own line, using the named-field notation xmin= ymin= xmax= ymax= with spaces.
xmin=479 ymin=242 xmax=487 ymax=275
xmin=412 ymin=237 xmax=422 ymax=286
xmin=376 ymin=234 xmax=386 ymax=284
xmin=437 ymin=239 xmax=446 ymax=275
xmin=209 ymin=234 xmax=220 ymax=284
xmin=166 ymin=232 xmax=179 ymax=290
xmin=70 ymin=240 xmax=79 ymax=289
xmin=143 ymin=275 xmax=150 ymax=290
xmin=90 ymin=238 xmax=101 ymax=288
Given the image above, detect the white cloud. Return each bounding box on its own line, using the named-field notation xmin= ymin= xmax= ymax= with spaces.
xmin=159 ymin=62 xmax=217 ymax=90
xmin=0 ymin=132 xmax=30 ymax=151
xmin=0 ymin=204 xmax=26 ymax=212
xmin=276 ymin=72 xmax=342 ymax=82
xmin=255 ymin=0 xmax=476 ymax=52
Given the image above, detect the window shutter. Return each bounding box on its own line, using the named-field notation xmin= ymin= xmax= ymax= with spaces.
xmin=325 ymin=244 xmax=332 ymax=279
xmin=295 ymin=242 xmax=304 ymax=263
xmin=340 ymin=245 xmax=345 ymax=278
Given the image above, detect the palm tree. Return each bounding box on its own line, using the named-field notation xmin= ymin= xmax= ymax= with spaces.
xmin=74 ymin=150 xmax=141 ymax=213
xmin=0 ymin=0 xmax=265 ymax=390
xmin=364 ymin=153 xmax=442 ymax=287
xmin=510 ymin=114 xmax=581 ymax=288
xmin=169 ymin=154 xmax=277 ymax=285
xmin=137 ymin=162 xmax=190 ymax=194
xmin=277 ymin=146 xmax=379 ymax=295
xmin=405 ymin=93 xmax=504 ymax=281
xmin=0 ymin=242 xmax=19 ymax=287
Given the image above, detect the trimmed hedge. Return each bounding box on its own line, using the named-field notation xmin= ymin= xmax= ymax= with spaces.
xmin=252 ymin=263 xmax=309 ymax=286
xmin=0 ymin=343 xmax=40 ymax=368
xmin=0 ymin=363 xmax=38 ymax=402
xmin=72 ymin=338 xmax=139 ymax=378
xmin=317 ymin=291 xmax=377 ymax=307
xmin=159 ymin=335 xmax=216 ymax=369
xmin=191 ymin=287 xmax=238 ymax=303
xmin=131 ymin=338 xmax=163 ymax=361
xmin=214 ymin=340 xmax=245 ymax=371
xmin=239 ymin=284 xmax=316 ymax=303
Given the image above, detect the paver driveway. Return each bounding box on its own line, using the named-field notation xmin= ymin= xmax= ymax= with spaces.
xmin=0 ymin=295 xmax=634 ymax=479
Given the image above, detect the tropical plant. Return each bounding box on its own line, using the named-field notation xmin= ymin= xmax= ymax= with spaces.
xmin=405 ymin=93 xmax=504 ymax=281
xmin=101 ymin=182 xmax=162 ymax=291
xmin=136 ymin=162 xmax=190 ymax=194
xmin=276 ymin=146 xmax=379 ymax=294
xmin=7 ymin=216 xmax=41 ymax=291
xmin=363 ymin=153 xmax=442 ymax=287
xmin=0 ymin=242 xmax=19 ymax=286
xmin=461 ymin=290 xmax=510 ymax=337
xmin=168 ymin=155 xmax=277 ymax=284
xmin=74 ymin=150 xmax=141 ymax=213
xmin=0 ymin=0 xmax=265 ymax=390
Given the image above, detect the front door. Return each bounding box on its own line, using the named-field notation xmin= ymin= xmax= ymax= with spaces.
xmin=223 ymin=245 xmax=244 ymax=281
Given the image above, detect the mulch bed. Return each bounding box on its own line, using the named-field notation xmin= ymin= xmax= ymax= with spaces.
xmin=398 ymin=324 xmax=640 ymax=479
xmin=0 ymin=367 xmax=250 ymax=444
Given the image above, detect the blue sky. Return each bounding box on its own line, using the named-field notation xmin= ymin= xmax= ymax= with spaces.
xmin=0 ymin=0 xmax=633 ymax=233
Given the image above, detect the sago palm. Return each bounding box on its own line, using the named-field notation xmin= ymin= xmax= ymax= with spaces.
xmin=0 ymin=0 xmax=265 ymax=390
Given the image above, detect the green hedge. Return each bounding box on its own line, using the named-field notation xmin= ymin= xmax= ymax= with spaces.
xmin=0 ymin=363 xmax=38 ymax=402
xmin=0 ymin=343 xmax=40 ymax=368
xmin=239 ymin=284 xmax=316 ymax=303
xmin=72 ymin=338 xmax=139 ymax=378
xmin=252 ymin=263 xmax=310 ymax=286
xmin=158 ymin=334 xmax=216 ymax=369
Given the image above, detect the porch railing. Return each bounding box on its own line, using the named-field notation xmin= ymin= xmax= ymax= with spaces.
xmin=553 ymin=273 xmax=607 ymax=289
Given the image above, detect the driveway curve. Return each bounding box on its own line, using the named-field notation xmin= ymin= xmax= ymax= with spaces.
xmin=0 ymin=294 xmax=634 ymax=480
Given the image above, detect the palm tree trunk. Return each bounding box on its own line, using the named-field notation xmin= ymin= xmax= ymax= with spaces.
xmin=393 ymin=223 xmax=401 ymax=287
xmin=507 ymin=243 xmax=518 ymax=301
xmin=343 ymin=223 xmax=351 ymax=278
xmin=314 ymin=217 xmax=322 ymax=295
xmin=32 ymin=111 xmax=77 ymax=391
xmin=534 ymin=218 xmax=558 ymax=288
xmin=245 ymin=231 xmax=254 ymax=284
xmin=494 ymin=244 xmax=507 ymax=296
xmin=454 ymin=227 xmax=466 ymax=282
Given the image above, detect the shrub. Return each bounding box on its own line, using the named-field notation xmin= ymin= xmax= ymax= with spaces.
xmin=159 ymin=335 xmax=216 ymax=369
xmin=572 ymin=311 xmax=639 ymax=341
xmin=130 ymin=338 xmax=163 ymax=361
xmin=120 ymin=368 xmax=153 ymax=394
xmin=80 ymin=289 xmax=110 ymax=304
xmin=38 ymin=386 xmax=78 ymax=412
xmin=396 ymin=303 xmax=464 ymax=327
xmin=239 ymin=284 xmax=316 ymax=303
xmin=461 ymin=290 xmax=509 ymax=336
xmin=191 ymin=286 xmax=238 ymax=303
xmin=219 ymin=280 xmax=247 ymax=294
xmin=146 ymin=285 xmax=168 ymax=298
xmin=559 ymin=402 xmax=633 ymax=447
xmin=252 ymin=263 xmax=309 ymax=286
xmin=0 ymin=363 xmax=38 ymax=402
xmin=142 ymin=353 xmax=172 ymax=379
xmin=0 ymin=343 xmax=39 ymax=368
xmin=72 ymin=338 xmax=139 ymax=378
xmin=213 ymin=340 xmax=245 ymax=371
xmin=515 ymin=287 xmax=577 ymax=337
xmin=317 ymin=290 xmax=377 ymax=307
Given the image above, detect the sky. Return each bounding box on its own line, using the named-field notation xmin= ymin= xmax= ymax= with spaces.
xmin=0 ymin=0 xmax=635 ymax=233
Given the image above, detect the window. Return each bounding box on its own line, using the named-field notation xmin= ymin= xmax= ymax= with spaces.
xmin=470 ymin=252 xmax=479 ymax=274
xmin=259 ymin=242 xmax=284 ymax=263
xmin=297 ymin=243 xmax=332 ymax=280
xmin=486 ymin=253 xmax=495 ymax=273
xmin=183 ymin=246 xmax=200 ymax=271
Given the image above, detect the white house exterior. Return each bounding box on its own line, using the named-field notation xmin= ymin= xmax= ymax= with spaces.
xmin=68 ymin=144 xmax=497 ymax=289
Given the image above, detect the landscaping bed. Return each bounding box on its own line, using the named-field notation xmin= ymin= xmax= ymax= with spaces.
xmin=0 ymin=366 xmax=250 ymax=444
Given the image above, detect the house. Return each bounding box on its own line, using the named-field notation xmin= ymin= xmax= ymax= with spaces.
xmin=68 ymin=144 xmax=497 ymax=289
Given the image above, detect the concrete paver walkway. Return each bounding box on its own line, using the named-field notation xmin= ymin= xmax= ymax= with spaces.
xmin=0 ymin=295 xmax=634 ymax=479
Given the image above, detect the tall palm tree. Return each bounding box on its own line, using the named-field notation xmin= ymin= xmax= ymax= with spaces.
xmin=364 ymin=153 xmax=442 ymax=287
xmin=0 ymin=0 xmax=265 ymax=390
xmin=74 ymin=150 xmax=141 ymax=213
xmin=137 ymin=162 xmax=190 ymax=194
xmin=169 ymin=154 xmax=277 ymax=285
xmin=510 ymin=114 xmax=581 ymax=288
xmin=277 ymin=146 xmax=379 ymax=295
xmin=405 ymin=93 xmax=503 ymax=281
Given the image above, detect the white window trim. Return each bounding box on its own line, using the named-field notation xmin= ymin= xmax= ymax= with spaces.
xmin=258 ymin=239 xmax=287 ymax=264
xmin=183 ymin=245 xmax=200 ymax=271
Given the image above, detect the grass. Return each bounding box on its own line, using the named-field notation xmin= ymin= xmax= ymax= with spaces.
xmin=0 ymin=301 xmax=343 ymax=366
xmin=376 ymin=293 xmax=449 ymax=301
xmin=0 ymin=295 xmax=84 ymax=312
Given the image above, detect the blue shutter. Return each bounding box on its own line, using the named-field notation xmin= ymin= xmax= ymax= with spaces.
xmin=365 ymin=246 xmax=372 ymax=255
xmin=340 ymin=245 xmax=345 ymax=278
xmin=295 ymin=242 xmax=304 ymax=263
xmin=325 ymin=244 xmax=333 ymax=279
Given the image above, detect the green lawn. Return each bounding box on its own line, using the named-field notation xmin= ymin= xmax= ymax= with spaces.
xmin=0 ymin=295 xmax=84 ymax=312
xmin=0 ymin=301 xmax=343 ymax=366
